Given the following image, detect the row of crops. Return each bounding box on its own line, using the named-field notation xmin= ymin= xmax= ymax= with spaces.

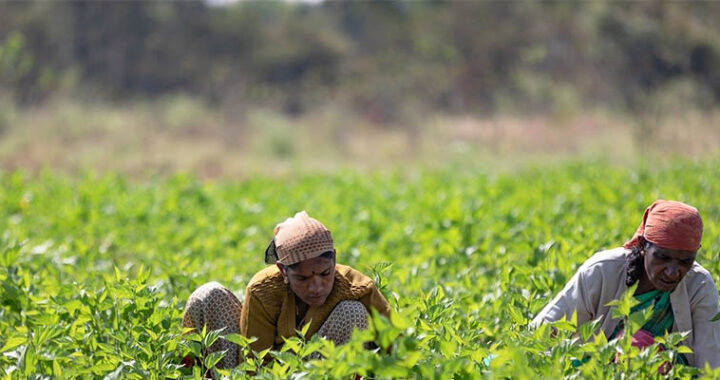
xmin=2 ymin=161 xmax=720 ymax=378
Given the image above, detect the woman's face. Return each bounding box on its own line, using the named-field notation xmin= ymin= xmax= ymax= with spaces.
xmin=280 ymin=256 xmax=335 ymax=306
xmin=643 ymin=243 xmax=696 ymax=292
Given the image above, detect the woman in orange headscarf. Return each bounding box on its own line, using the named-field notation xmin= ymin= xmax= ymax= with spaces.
xmin=532 ymin=200 xmax=720 ymax=369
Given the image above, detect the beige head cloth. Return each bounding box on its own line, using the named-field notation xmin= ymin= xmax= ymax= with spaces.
xmin=274 ymin=211 xmax=334 ymax=265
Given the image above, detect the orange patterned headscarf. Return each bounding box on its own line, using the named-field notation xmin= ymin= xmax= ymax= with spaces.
xmin=624 ymin=200 xmax=703 ymax=251
xmin=264 ymin=211 xmax=334 ymax=265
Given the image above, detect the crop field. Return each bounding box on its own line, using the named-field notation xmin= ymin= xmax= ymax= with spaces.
xmin=2 ymin=161 xmax=720 ymax=379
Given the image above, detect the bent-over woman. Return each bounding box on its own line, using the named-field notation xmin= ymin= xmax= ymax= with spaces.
xmin=182 ymin=211 xmax=391 ymax=368
xmin=532 ymin=200 xmax=720 ymax=369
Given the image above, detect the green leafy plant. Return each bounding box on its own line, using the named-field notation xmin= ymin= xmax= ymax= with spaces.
xmin=1 ymin=161 xmax=719 ymax=378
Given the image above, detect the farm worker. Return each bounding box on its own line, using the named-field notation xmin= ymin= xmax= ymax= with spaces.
xmin=182 ymin=211 xmax=391 ymax=368
xmin=531 ymin=200 xmax=720 ymax=369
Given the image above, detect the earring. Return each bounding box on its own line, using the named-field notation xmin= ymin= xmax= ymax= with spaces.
xmin=283 ymin=277 xmax=289 ymax=284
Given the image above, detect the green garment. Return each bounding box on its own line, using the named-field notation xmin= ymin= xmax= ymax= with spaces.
xmin=633 ymin=289 xmax=674 ymax=337
xmin=573 ymin=289 xmax=687 ymax=368
xmin=607 ymin=289 xmax=673 ymax=340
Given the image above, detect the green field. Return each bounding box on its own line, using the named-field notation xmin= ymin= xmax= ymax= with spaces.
xmin=2 ymin=161 xmax=720 ymax=379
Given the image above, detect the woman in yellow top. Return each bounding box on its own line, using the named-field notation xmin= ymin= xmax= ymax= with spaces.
xmin=182 ymin=211 xmax=391 ymax=368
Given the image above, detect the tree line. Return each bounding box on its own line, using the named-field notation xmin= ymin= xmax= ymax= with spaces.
xmin=1 ymin=1 xmax=719 ymax=120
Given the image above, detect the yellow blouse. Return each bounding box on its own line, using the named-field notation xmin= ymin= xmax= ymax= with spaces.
xmin=239 ymin=263 xmax=392 ymax=352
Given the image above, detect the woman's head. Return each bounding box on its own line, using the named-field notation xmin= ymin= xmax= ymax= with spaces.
xmin=264 ymin=211 xmax=337 ymax=305
xmin=624 ymin=200 xmax=703 ymax=290
xmin=641 ymin=241 xmax=696 ymax=292
xmin=278 ymin=250 xmax=336 ymax=306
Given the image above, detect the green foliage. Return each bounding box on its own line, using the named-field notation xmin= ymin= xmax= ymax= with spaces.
xmin=0 ymin=32 xmax=33 ymax=86
xmin=1 ymin=160 xmax=720 ymax=378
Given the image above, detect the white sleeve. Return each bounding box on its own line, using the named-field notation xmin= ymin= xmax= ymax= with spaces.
xmin=688 ymin=275 xmax=720 ymax=369
xmin=531 ymin=263 xmax=601 ymax=329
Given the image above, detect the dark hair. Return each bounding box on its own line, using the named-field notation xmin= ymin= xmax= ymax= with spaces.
xmin=626 ymin=240 xmax=652 ymax=286
xmin=284 ymin=250 xmax=336 ymax=271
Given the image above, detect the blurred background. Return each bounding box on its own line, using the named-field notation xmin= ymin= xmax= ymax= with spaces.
xmin=1 ymin=1 xmax=720 ymax=178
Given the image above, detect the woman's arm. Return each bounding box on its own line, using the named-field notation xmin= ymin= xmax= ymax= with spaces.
xmin=240 ymin=290 xmax=278 ymax=354
xmin=689 ymin=275 xmax=720 ymax=369
xmin=531 ymin=263 xmax=602 ymax=330
xmin=363 ymin=283 xmax=391 ymax=318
